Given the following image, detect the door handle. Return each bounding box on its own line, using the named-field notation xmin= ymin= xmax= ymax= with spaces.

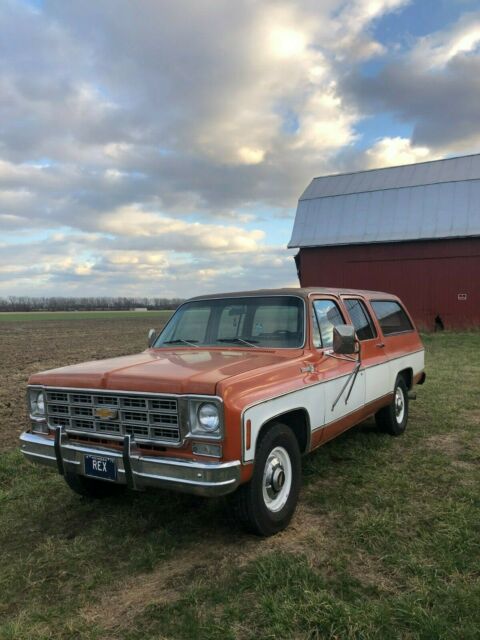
xmin=300 ymin=364 xmax=315 ymax=373
xmin=376 ymin=343 xmax=385 ymax=349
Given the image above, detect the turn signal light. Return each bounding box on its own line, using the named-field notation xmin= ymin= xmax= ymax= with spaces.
xmin=192 ymin=442 xmax=222 ymax=458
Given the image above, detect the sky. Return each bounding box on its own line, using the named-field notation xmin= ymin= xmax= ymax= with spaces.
xmin=1 ymin=0 xmax=480 ymax=299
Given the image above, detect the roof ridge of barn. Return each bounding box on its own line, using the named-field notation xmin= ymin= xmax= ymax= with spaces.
xmin=289 ymin=152 xmax=480 ymax=248
xmin=306 ymin=150 xmax=480 ymax=184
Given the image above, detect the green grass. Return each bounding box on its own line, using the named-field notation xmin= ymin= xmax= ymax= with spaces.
xmin=1 ymin=331 xmax=479 ymax=639
xmin=0 ymin=310 xmax=173 ymax=322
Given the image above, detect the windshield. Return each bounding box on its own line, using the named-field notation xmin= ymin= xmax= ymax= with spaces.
xmin=154 ymin=296 xmax=305 ymax=349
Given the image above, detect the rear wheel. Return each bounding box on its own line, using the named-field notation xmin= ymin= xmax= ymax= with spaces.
xmin=375 ymin=376 xmax=409 ymax=436
xmin=64 ymin=472 xmax=127 ymax=498
xmin=229 ymin=423 xmax=301 ymax=536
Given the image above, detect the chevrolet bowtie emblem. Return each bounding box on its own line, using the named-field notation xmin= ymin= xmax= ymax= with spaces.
xmin=95 ymin=407 xmax=118 ymax=420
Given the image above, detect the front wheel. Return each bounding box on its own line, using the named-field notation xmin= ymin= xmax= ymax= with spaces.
xmin=375 ymin=376 xmax=409 ymax=436
xmin=229 ymin=423 xmax=301 ymax=536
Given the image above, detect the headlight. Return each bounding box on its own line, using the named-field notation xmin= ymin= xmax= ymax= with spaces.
xmin=29 ymin=389 xmax=45 ymax=416
xmin=188 ymin=399 xmax=223 ymax=438
xmin=197 ymin=403 xmax=220 ymax=432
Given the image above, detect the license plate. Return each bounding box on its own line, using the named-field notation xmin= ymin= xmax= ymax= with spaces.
xmin=84 ymin=455 xmax=117 ymax=481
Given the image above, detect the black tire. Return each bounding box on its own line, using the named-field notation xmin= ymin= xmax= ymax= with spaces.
xmin=229 ymin=423 xmax=301 ymax=536
xmin=375 ymin=376 xmax=409 ymax=436
xmin=64 ymin=472 xmax=127 ymax=499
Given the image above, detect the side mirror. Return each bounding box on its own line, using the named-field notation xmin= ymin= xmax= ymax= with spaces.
xmin=148 ymin=328 xmax=157 ymax=348
xmin=333 ymin=324 xmax=356 ymax=355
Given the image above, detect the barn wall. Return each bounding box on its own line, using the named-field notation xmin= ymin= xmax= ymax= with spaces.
xmin=297 ymin=238 xmax=480 ymax=330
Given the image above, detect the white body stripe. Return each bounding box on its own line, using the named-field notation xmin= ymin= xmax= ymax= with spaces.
xmin=242 ymin=349 xmax=424 ymax=463
xmin=324 ymin=369 xmax=365 ymax=424
xmin=365 ymin=360 xmax=390 ymax=401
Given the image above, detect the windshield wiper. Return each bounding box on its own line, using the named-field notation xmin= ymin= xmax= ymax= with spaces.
xmin=163 ymin=339 xmax=200 ymax=348
xmin=216 ymin=337 xmax=259 ymax=348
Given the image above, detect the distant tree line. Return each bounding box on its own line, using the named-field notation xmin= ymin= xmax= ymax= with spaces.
xmin=0 ymin=297 xmax=184 ymax=312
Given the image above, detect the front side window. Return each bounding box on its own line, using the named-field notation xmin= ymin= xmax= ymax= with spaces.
xmin=155 ymin=296 xmax=304 ymax=348
xmin=312 ymin=300 xmax=345 ymax=348
xmin=344 ymin=299 xmax=377 ymax=341
xmin=371 ymin=300 xmax=413 ymax=335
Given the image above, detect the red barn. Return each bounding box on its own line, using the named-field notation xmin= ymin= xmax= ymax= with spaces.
xmin=289 ymin=153 xmax=480 ymax=330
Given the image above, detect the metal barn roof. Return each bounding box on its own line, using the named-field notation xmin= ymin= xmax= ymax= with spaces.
xmin=288 ymin=153 xmax=480 ymax=248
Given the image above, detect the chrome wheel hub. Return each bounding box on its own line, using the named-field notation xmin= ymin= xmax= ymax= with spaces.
xmin=271 ymin=467 xmax=286 ymax=492
xmin=395 ymin=387 xmax=405 ymax=423
xmin=262 ymin=446 xmax=292 ymax=512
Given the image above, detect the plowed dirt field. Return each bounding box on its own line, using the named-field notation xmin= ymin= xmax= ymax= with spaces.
xmin=0 ymin=315 xmax=167 ymax=451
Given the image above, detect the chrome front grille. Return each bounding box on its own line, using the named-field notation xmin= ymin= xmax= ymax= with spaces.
xmin=45 ymin=389 xmax=180 ymax=444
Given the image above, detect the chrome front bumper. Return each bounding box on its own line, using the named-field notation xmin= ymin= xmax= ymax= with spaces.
xmin=20 ymin=430 xmax=241 ymax=497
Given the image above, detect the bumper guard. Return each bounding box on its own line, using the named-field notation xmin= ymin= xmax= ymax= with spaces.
xmin=20 ymin=429 xmax=241 ymax=497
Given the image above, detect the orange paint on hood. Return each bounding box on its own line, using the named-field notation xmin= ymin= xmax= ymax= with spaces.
xmin=28 ymin=348 xmax=298 ymax=395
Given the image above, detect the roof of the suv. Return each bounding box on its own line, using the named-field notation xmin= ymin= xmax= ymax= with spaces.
xmin=189 ymin=287 xmax=398 ymax=301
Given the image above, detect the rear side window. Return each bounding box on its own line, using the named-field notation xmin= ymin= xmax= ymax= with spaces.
xmin=344 ymin=299 xmax=377 ymax=340
xmin=371 ymin=300 xmax=413 ymax=335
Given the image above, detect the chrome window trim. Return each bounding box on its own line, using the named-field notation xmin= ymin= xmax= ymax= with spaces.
xmin=152 ymin=294 xmax=307 ymax=350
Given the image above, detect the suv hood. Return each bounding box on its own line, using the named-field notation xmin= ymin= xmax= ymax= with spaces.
xmin=28 ymin=348 xmax=296 ymax=395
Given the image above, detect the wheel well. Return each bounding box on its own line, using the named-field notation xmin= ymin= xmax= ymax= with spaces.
xmin=398 ymin=368 xmax=413 ymax=389
xmin=257 ymin=409 xmax=310 ymax=454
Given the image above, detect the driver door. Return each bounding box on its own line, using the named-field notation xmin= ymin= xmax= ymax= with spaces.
xmin=312 ymin=298 xmax=366 ymax=426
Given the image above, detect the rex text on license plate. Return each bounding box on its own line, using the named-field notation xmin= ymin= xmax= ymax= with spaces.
xmin=84 ymin=455 xmax=117 ymax=481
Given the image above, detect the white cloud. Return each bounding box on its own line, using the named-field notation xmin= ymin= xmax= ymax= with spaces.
xmin=411 ymin=11 xmax=480 ymax=69
xmin=98 ymin=205 xmax=265 ymax=252
xmin=237 ymin=147 xmax=266 ymax=165
xmin=0 ymin=0 xmax=479 ymax=298
xmin=364 ymin=136 xmax=440 ymax=168
xmin=344 ymin=8 xmax=480 ymax=156
xmin=344 ymin=0 xmax=410 ymax=27
xmin=330 ymin=0 xmax=410 ymax=60
xmin=294 ymin=87 xmax=358 ymax=151
xmin=0 ymin=229 xmax=297 ymax=298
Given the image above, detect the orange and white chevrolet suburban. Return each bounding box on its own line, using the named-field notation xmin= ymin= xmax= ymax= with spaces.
xmin=21 ymin=288 xmax=425 ymax=536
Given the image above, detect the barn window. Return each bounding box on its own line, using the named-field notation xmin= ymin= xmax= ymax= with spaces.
xmin=344 ymin=299 xmax=377 ymax=341
xmin=371 ymin=301 xmax=413 ymax=335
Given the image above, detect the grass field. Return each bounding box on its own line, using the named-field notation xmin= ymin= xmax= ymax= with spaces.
xmin=0 ymin=325 xmax=479 ymax=639
xmin=0 ymin=310 xmax=173 ymax=322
